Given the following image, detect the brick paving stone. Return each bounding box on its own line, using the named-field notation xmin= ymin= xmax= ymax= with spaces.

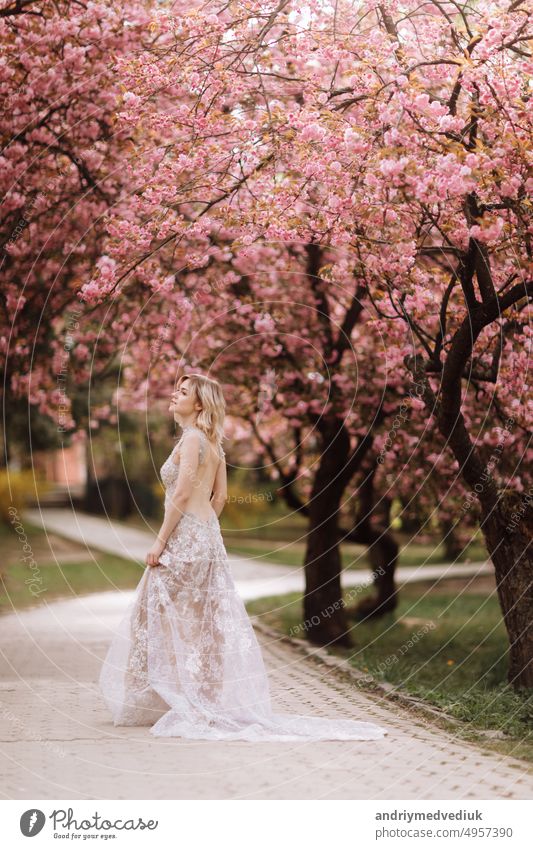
xmin=0 ymin=593 xmax=532 ymax=800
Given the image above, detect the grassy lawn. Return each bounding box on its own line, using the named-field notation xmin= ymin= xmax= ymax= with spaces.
xmin=245 ymin=580 xmax=533 ymax=763
xmin=224 ymin=537 xmax=488 ymax=570
xmin=123 ymin=504 xmax=489 ymax=569
xmin=0 ymin=521 xmax=142 ymax=614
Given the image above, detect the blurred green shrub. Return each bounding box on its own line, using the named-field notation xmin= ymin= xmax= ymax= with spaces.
xmin=223 ymin=470 xmax=276 ymax=528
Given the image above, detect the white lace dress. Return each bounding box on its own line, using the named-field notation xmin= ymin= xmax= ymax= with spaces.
xmin=98 ymin=431 xmax=387 ymax=742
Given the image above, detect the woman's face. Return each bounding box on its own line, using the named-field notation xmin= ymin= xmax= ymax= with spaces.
xmin=169 ymin=379 xmax=197 ymax=421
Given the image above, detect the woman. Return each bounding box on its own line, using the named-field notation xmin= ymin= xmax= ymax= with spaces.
xmin=99 ymin=373 xmax=387 ymax=742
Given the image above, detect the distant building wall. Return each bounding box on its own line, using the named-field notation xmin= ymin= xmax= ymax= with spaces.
xmin=32 ymin=433 xmax=87 ymax=486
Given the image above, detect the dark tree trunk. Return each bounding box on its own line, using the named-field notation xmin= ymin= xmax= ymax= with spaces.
xmin=302 ymin=424 xmax=354 ymax=648
xmin=270 ymin=244 xmax=379 ymax=649
xmin=0 ymin=419 xmax=7 ymax=469
xmin=343 ymin=468 xmax=399 ymax=619
xmin=303 ymin=509 xmax=352 ymax=647
xmin=347 ymin=524 xmax=399 ymax=619
xmin=442 ymin=519 xmax=464 ymax=561
xmin=406 ymin=284 xmax=533 ymax=690
xmin=483 ymin=503 xmax=533 ymax=689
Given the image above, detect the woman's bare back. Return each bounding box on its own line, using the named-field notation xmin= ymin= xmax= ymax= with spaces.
xmin=172 ymin=427 xmax=225 ymax=521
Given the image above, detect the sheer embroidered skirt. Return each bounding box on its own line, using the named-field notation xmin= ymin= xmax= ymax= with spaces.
xmin=99 ymin=511 xmax=387 ymax=742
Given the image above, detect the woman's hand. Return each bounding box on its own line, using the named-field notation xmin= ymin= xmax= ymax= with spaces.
xmin=145 ymin=537 xmax=166 ymax=568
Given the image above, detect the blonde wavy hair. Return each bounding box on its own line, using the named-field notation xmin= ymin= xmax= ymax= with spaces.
xmin=175 ymin=373 xmax=226 ymax=447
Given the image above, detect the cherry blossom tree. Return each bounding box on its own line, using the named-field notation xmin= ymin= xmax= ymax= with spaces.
xmin=0 ymin=0 xmax=153 ymax=445
xmin=84 ymin=234 xmax=409 ymax=642
xmin=19 ymin=0 xmax=531 ymax=683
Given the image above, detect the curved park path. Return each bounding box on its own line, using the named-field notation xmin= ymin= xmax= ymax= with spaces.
xmin=0 ymin=507 xmax=531 ymax=800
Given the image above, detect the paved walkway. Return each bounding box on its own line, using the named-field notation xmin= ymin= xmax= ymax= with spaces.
xmin=23 ymin=507 xmax=493 ymax=600
xmin=1 ymin=591 xmax=532 ymax=800
xmin=0 ymin=508 xmax=529 ymax=799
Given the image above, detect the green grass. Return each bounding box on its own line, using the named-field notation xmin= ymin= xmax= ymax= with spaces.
xmin=122 ymin=505 xmax=489 ymax=568
xmin=0 ymin=547 xmax=142 ymax=614
xmin=245 ymin=582 xmax=533 ymax=762
xmin=225 ymin=537 xmax=488 ymax=570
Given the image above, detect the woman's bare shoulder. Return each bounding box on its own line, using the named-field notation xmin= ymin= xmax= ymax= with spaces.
xmin=171 ymin=429 xmax=201 ymax=463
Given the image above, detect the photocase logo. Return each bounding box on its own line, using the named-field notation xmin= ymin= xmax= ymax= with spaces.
xmin=20 ymin=809 xmax=46 ymax=837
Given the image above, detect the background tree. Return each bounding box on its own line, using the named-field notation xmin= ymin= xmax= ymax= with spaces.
xmin=80 ymin=0 xmax=531 ymax=684
xmin=6 ymin=0 xmax=530 ymax=683
xmin=0 ymin=0 xmax=153 ymax=437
